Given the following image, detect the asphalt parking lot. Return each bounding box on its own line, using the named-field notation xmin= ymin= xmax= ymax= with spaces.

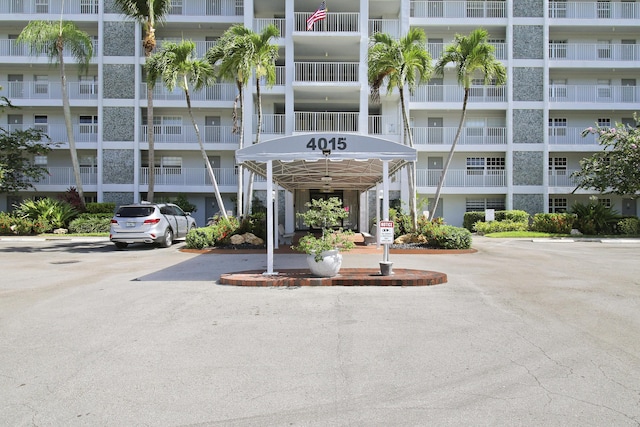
xmin=1 ymin=236 xmax=639 ymax=426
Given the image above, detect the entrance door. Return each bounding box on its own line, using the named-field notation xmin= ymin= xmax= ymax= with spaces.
xmin=428 ymin=156 xmax=443 ymax=186
xmin=205 ymin=116 xmax=220 ymax=142
xmin=621 ymin=39 xmax=636 ymax=61
xmin=8 ymin=74 xmax=23 ymax=98
xmin=622 ymin=198 xmax=637 ymax=217
xmin=428 ymin=117 xmax=443 ymax=143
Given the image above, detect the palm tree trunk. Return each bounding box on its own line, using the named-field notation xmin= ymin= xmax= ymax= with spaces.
xmin=236 ymin=81 xmax=244 ymax=219
xmin=399 ymin=88 xmax=417 ymax=229
xmin=430 ymin=88 xmax=470 ymax=220
xmin=58 ymin=41 xmax=84 ymax=205
xmin=184 ymin=84 xmax=228 ymax=220
xmin=243 ymin=78 xmax=262 ymax=218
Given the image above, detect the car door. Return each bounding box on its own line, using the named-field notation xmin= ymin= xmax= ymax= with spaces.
xmin=170 ymin=205 xmax=189 ymax=238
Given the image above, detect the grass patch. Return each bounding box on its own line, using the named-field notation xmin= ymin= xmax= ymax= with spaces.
xmin=484 ymin=231 xmax=569 ymax=238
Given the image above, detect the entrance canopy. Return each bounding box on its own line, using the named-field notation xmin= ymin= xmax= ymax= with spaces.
xmin=236 ymin=134 xmax=416 ymax=192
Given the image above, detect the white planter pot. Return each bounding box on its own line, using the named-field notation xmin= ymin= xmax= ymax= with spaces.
xmin=306 ymin=249 xmax=343 ymax=277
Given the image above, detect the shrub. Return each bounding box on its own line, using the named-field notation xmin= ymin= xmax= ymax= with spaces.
xmin=464 ymin=210 xmax=530 ymax=231
xmin=473 ymin=220 xmax=529 ymax=235
xmin=14 ymin=198 xmax=79 ymax=232
xmin=57 ymin=187 xmax=85 ymax=212
xmin=463 ymin=212 xmax=485 ymax=231
xmin=85 ymin=202 xmax=116 ymax=214
xmin=430 ymin=225 xmax=472 ymax=249
xmin=185 ymin=228 xmax=214 ymax=249
xmin=171 ymin=194 xmax=197 ymax=214
xmin=531 ymin=213 xmax=575 ymax=234
xmin=616 ymin=217 xmax=640 ymax=235
xmin=185 ymin=217 xmax=240 ymax=249
xmin=68 ymin=216 xmax=112 ymax=234
xmin=570 ymin=199 xmax=619 ymax=235
xmin=0 ymin=212 xmax=43 ymax=235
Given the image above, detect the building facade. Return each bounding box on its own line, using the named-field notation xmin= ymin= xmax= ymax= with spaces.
xmin=1 ymin=0 xmax=639 ymax=228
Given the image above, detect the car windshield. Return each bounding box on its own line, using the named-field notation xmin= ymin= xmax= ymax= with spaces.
xmin=116 ymin=207 xmax=155 ymax=217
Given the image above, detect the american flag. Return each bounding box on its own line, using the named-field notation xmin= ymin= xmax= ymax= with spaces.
xmin=306 ymin=1 xmax=327 ymax=31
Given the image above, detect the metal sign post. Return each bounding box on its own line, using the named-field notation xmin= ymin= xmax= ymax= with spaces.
xmin=378 ymin=220 xmax=394 ymax=275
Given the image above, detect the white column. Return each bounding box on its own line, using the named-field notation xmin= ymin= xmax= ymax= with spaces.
xmin=265 ymin=160 xmax=275 ymax=275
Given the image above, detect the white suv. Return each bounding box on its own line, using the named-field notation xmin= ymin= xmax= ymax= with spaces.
xmin=110 ymin=203 xmax=197 ymax=249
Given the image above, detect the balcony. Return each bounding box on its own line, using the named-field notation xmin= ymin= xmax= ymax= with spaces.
xmin=254 ymin=114 xmax=286 ymax=135
xmin=141 ymin=83 xmax=237 ymax=102
xmin=549 ymin=43 xmax=640 ymax=62
xmin=548 ymin=170 xmax=579 ymax=187
xmin=0 ymin=0 xmax=98 ymax=14
xmin=411 ymin=1 xmax=507 ymax=18
xmin=294 ymin=62 xmax=359 ymax=83
xmin=0 ymin=38 xmax=99 ymax=59
xmin=31 ymin=167 xmax=97 ymax=186
xmin=140 ymin=167 xmax=238 ymax=187
xmin=368 ymin=116 xmax=400 ymax=135
xmin=427 ymin=42 xmax=507 ymax=60
xmin=254 ymin=18 xmax=286 ymax=38
xmin=410 ymin=85 xmax=507 ymax=103
xmin=7 ymin=124 xmax=98 ymax=143
xmin=417 ymin=169 xmax=507 ymax=187
xmin=140 ymin=125 xmax=239 ymax=145
xmin=369 ymin=20 xmax=400 ymax=38
xmin=412 ymin=127 xmax=507 ymax=145
xmin=548 ymin=1 xmax=640 ymax=19
xmin=294 ymin=12 xmax=359 ymax=32
xmin=295 ymin=112 xmax=359 ymax=133
xmin=167 ymin=0 xmax=243 ymax=16
xmin=142 ymin=39 xmax=217 ymax=58
xmin=549 ymin=85 xmax=640 ymax=104
xmin=548 ymin=127 xmax=599 ymax=145
xmin=0 ymin=80 xmax=98 ymax=101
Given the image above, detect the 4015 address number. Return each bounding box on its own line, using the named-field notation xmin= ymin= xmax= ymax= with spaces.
xmin=306 ymin=137 xmax=347 ymax=151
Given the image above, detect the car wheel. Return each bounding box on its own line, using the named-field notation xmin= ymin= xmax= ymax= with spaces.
xmin=161 ymin=228 xmax=173 ymax=248
xmin=114 ymin=242 xmax=128 ymax=249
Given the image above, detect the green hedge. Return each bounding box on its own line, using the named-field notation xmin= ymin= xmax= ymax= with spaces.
xmin=430 ymin=225 xmax=472 ymax=249
xmin=185 ymin=217 xmax=239 ymax=249
xmin=463 ymin=210 xmax=530 ymax=231
xmin=617 ymin=217 xmax=640 ymax=235
xmin=85 ymin=202 xmax=116 ymax=214
xmin=473 ymin=220 xmax=529 ymax=235
xmin=531 ymin=213 xmax=575 ymax=234
xmin=68 ymin=216 xmax=112 ymax=234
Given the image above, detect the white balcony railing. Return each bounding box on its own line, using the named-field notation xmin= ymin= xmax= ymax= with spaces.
xmin=31 ymin=167 xmax=97 ymax=186
xmin=548 ymin=128 xmax=600 ymax=145
xmin=294 ymin=62 xmax=359 ymax=82
xmin=549 ymin=1 xmax=640 ymax=19
xmin=140 ymin=125 xmax=239 ymax=144
xmin=167 ymin=0 xmax=243 ymax=16
xmin=0 ymin=38 xmax=99 ymax=58
xmin=254 ymin=114 xmax=286 ymax=135
xmin=411 ymin=1 xmax=507 ymax=18
xmin=548 ymin=170 xmax=579 ymax=187
xmin=369 ymin=20 xmax=400 ymax=38
xmin=254 ymin=18 xmax=286 ymax=37
xmin=417 ymin=169 xmax=507 ymax=187
xmin=141 ymin=83 xmax=237 ymax=102
xmin=549 ymin=43 xmax=640 ymax=61
xmin=259 ymin=66 xmax=286 ymax=86
xmin=368 ymin=116 xmax=400 ymax=135
xmin=549 ymin=85 xmax=640 ymax=103
xmin=412 ymin=127 xmax=507 ymax=145
xmin=411 ymin=85 xmax=507 ymax=103
xmin=142 ymin=39 xmax=218 ymax=58
xmin=295 ymin=112 xmax=359 ymax=132
xmin=294 ymin=12 xmax=360 ymax=32
xmin=6 ymin=124 xmax=98 ymax=143
xmin=427 ymin=42 xmax=507 ymax=60
xmin=139 ymin=167 xmax=238 ymax=187
xmin=0 ymin=81 xmax=98 ymax=100
xmin=0 ymin=0 xmax=99 ymax=14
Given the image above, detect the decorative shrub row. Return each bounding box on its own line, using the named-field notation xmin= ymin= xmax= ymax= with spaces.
xmin=616 ymin=217 xmax=640 ymax=235
xmin=68 ymin=216 xmax=112 ymax=234
xmin=474 ymin=220 xmax=529 ymax=235
xmin=185 ymin=217 xmax=240 ymax=249
xmin=463 ymin=210 xmax=530 ymax=231
xmin=531 ymin=213 xmax=575 ymax=234
xmin=0 ymin=212 xmax=45 ymax=235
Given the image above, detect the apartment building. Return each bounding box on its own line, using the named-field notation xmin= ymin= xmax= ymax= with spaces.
xmin=1 ymin=0 xmax=638 ymax=229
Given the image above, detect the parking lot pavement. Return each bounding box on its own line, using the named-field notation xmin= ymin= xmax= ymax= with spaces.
xmin=1 ymin=236 xmax=640 ymax=426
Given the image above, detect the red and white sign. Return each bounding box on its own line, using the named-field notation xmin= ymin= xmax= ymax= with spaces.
xmin=378 ymin=221 xmax=394 ymax=244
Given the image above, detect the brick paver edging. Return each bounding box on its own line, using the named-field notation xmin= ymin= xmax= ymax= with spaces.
xmin=219 ymin=268 xmax=447 ymax=287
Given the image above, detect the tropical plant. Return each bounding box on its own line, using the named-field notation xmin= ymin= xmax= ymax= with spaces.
xmin=113 ymin=0 xmax=172 ymax=203
xmin=146 ymin=40 xmax=228 ymax=219
xmin=0 ymin=126 xmax=52 ymax=193
xmin=531 ymin=213 xmax=575 ymax=234
xmin=570 ymin=197 xmax=619 ymax=235
xmin=14 ymin=197 xmax=79 ymax=232
xmin=17 ymin=20 xmax=94 ymax=205
xmin=293 ymin=197 xmax=355 ymax=262
xmin=430 ymin=28 xmax=507 ymax=220
xmin=368 ymin=29 xmax=432 ymax=231
xmin=574 ymin=116 xmax=640 ymax=196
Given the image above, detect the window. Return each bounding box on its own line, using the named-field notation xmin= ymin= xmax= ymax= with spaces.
xmin=465 ymin=118 xmax=484 ymax=141
xmin=34 ymin=75 xmax=49 ymax=95
xmin=486 ymin=157 xmax=505 ymax=174
xmin=597 ymin=1 xmax=611 ymax=18
xmin=466 ymin=198 xmax=505 ymax=212
xmin=80 ymin=0 xmax=98 ymax=14
xmin=79 ymin=115 xmax=98 ymax=134
xmin=549 ymin=40 xmax=567 ymax=59
xmin=549 ymin=118 xmax=567 ymax=137
xmin=466 ymin=157 xmax=505 ymax=175
xmin=80 ymin=155 xmax=97 ymax=172
xmin=143 ymin=116 xmax=182 ymax=135
xmin=158 ymin=156 xmax=182 ymax=174
xmin=598 ymin=198 xmax=612 ymax=208
xmin=466 ymin=157 xmax=485 ymax=175
xmin=33 ymin=155 xmax=48 ymax=166
xmin=549 ymin=157 xmax=567 ymax=174
xmin=597 ymin=79 xmax=611 ymax=99
xmin=169 ymin=0 xmax=183 ymax=14
xmin=549 ymin=0 xmax=567 ymax=18
xmin=35 ymin=0 xmax=49 ymax=13
xmin=549 ymin=198 xmax=567 ymax=213
xmin=598 ymin=118 xmax=611 ymax=128
xmin=34 ymin=115 xmax=48 ymax=133
xmin=597 ymin=40 xmax=611 ymax=59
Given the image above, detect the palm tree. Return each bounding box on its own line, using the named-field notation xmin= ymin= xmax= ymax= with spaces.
xmin=368 ymin=28 xmax=432 ymax=230
xmin=146 ymin=40 xmax=228 ymax=220
xmin=17 ymin=20 xmax=94 ymax=204
xmin=219 ymin=25 xmax=280 ymax=217
xmin=430 ymin=28 xmax=507 ymax=220
xmin=206 ymin=26 xmax=255 ymax=218
xmin=113 ymin=0 xmax=172 ymax=203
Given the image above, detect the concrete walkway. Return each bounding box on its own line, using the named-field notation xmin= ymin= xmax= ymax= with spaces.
xmin=0 ymin=236 xmax=639 ymax=426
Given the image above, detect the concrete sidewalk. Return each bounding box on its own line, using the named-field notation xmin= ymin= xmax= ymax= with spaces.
xmin=0 ymin=236 xmax=639 ymax=426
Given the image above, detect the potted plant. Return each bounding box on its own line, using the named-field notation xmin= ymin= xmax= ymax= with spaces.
xmin=293 ymin=197 xmax=355 ymax=277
